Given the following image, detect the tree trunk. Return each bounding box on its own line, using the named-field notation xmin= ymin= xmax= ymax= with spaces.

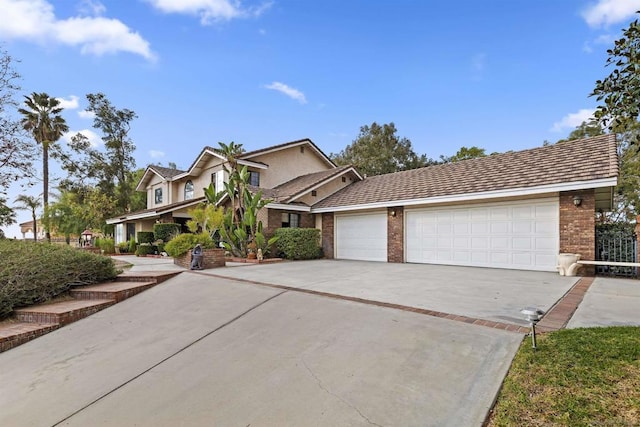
xmin=43 ymin=143 xmax=50 ymax=243
xmin=31 ymin=210 xmax=37 ymax=242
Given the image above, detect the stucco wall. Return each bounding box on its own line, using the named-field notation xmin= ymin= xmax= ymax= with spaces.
xmin=296 ymin=173 xmax=356 ymax=206
xmin=249 ymin=145 xmax=330 ymax=188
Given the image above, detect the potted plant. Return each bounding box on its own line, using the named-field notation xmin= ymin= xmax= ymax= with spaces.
xmin=247 ymin=240 xmax=257 ymax=259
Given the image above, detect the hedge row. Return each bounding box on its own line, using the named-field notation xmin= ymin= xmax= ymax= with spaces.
xmin=274 ymin=228 xmax=322 ymax=260
xmin=0 ymin=240 xmax=119 ymax=319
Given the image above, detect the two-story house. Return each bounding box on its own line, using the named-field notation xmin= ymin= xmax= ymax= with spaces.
xmin=107 ymin=138 xmax=362 ymax=244
xmin=109 ymin=135 xmax=618 ymax=273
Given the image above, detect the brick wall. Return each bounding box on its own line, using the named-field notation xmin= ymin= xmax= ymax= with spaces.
xmin=173 ymin=248 xmax=225 ymax=269
xmin=321 ymin=212 xmax=334 ymax=259
xmin=387 ymin=207 xmax=404 ymax=263
xmin=559 ymin=189 xmax=595 ymax=275
xmin=265 ymin=209 xmax=314 ymax=237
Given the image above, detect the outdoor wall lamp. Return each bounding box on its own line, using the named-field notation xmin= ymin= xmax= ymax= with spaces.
xmin=573 ymin=196 xmax=582 ymax=207
xmin=521 ymin=306 xmax=545 ymax=350
xmin=390 ymin=209 xmax=396 ymax=217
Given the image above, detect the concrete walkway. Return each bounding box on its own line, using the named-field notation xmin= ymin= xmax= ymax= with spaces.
xmin=567 ymin=277 xmax=640 ymax=328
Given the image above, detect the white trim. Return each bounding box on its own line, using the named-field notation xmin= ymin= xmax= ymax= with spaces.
xmin=267 ymin=203 xmax=311 ymax=212
xmin=106 ymin=199 xmax=204 ymax=224
xmin=311 ymin=177 xmax=618 ymax=213
xmin=173 ymin=148 xmax=227 ymax=180
xmin=287 ymin=167 xmax=363 ymax=203
xmin=238 ymin=159 xmax=269 ymax=169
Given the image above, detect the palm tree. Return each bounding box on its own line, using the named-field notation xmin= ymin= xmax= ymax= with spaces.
xmin=18 ymin=93 xmax=69 ymax=242
xmin=14 ymin=194 xmax=41 ymax=241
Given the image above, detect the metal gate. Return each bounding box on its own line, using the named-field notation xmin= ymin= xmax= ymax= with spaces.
xmin=595 ymin=225 xmax=638 ymax=278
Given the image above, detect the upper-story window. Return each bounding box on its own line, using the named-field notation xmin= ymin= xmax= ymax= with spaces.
xmin=248 ymin=171 xmax=260 ymax=187
xmin=184 ymin=180 xmax=194 ymax=200
xmin=155 ymin=188 xmax=163 ymax=204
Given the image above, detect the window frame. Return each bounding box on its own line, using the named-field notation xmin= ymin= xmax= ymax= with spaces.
xmin=154 ymin=188 xmax=163 ymax=204
xmin=184 ymin=180 xmax=194 ymax=200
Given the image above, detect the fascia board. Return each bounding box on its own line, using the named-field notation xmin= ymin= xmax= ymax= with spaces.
xmin=311 ymin=177 xmax=618 ymax=213
xmin=267 ymin=203 xmax=311 ymax=212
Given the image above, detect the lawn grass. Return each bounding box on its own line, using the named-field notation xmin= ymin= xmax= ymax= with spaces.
xmin=488 ymin=326 xmax=640 ymax=426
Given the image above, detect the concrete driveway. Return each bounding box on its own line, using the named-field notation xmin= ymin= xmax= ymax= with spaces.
xmin=208 ymin=260 xmax=579 ymax=327
xmin=0 ymin=268 xmax=523 ymax=426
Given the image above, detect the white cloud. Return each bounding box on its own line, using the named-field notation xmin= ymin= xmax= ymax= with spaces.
xmin=582 ymin=0 xmax=640 ymax=27
xmin=78 ymin=110 xmax=96 ymax=119
xmin=0 ymin=0 xmax=155 ymax=60
xmin=264 ymin=81 xmax=307 ymax=104
xmin=62 ymin=129 xmax=102 ymax=147
xmin=146 ymin=0 xmax=272 ymax=24
xmin=551 ymin=109 xmax=596 ymax=132
xmin=56 ymin=95 xmax=79 ymax=110
xmin=77 ymin=0 xmax=106 ymax=17
xmin=149 ymin=150 xmax=165 ymax=158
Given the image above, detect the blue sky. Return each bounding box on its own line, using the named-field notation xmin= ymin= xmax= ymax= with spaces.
xmin=1 ymin=0 xmax=639 ymax=237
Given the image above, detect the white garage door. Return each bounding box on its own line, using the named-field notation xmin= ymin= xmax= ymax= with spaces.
xmin=405 ymin=198 xmax=559 ymax=271
xmin=335 ymin=212 xmax=387 ymax=262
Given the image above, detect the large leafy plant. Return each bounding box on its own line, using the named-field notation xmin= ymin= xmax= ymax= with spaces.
xmin=205 ymin=142 xmax=278 ymax=257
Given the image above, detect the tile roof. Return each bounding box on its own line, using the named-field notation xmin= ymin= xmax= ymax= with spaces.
xmin=107 ymin=197 xmax=205 ymax=222
xmin=313 ymin=134 xmax=618 ymax=209
xmin=245 ymin=166 xmax=355 ymax=203
xmin=272 ymin=166 xmax=355 ymax=201
xmin=149 ymin=165 xmax=186 ymax=179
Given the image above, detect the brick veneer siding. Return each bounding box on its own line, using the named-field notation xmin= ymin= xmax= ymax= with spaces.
xmin=559 ymin=189 xmax=595 ymax=276
xmin=173 ymin=248 xmax=225 ymax=269
xmin=387 ymin=207 xmax=404 ymax=263
xmin=322 ymin=212 xmax=334 ymax=259
xmin=265 ymin=209 xmax=315 ymax=237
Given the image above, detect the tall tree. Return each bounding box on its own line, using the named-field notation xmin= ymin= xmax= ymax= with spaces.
xmin=86 ymin=93 xmax=137 ymax=213
xmin=0 ymin=47 xmax=35 ymax=193
xmin=14 ymin=194 xmax=40 ymax=241
xmin=556 ymin=120 xmax=604 ymax=143
xmin=330 ymin=122 xmax=434 ymax=176
xmin=18 ymin=93 xmax=68 ymax=242
xmin=440 ymin=146 xmax=487 ymax=163
xmin=0 ymin=197 xmax=16 ymax=229
xmin=60 ymin=93 xmax=138 ymax=216
xmin=591 ymin=13 xmax=640 ymax=146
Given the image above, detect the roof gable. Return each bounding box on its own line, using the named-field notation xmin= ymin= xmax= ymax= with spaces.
xmin=239 ymin=138 xmax=336 ymax=168
xmin=135 ymin=165 xmax=186 ymax=191
xmin=313 ymin=134 xmax=618 ymax=210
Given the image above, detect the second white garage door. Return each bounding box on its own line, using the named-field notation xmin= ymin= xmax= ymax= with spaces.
xmin=405 ymin=198 xmax=559 ymax=271
xmin=335 ymin=212 xmax=387 ymax=261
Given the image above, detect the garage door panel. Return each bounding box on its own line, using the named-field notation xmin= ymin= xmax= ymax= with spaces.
xmin=406 ymin=198 xmax=559 ymax=271
xmin=335 ymin=213 xmax=387 ymax=262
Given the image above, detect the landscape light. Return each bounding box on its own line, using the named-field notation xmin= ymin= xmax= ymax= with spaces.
xmin=520 ymin=306 xmax=544 ymax=350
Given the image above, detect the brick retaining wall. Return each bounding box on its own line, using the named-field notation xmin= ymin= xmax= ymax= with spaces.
xmin=173 ymin=248 xmax=225 ymax=269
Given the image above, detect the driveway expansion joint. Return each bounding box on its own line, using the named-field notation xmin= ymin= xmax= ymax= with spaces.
xmin=196 ymin=271 xmax=530 ymax=334
xmin=51 ymin=289 xmax=287 ymax=426
xmin=537 ymin=277 xmax=594 ymax=332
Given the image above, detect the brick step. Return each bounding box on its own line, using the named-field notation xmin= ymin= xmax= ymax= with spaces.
xmin=0 ymin=322 xmax=60 ymax=352
xmin=70 ymin=281 xmax=156 ymax=303
xmin=115 ymin=271 xmax=181 ymax=284
xmin=14 ymin=299 xmax=115 ymax=326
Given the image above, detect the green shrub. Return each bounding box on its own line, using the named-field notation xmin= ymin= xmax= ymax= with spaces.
xmin=117 ymin=242 xmax=129 ymax=253
xmin=164 ymin=233 xmax=214 ymax=258
xmin=274 ymin=228 xmax=321 ymax=260
xmin=128 ymin=239 xmax=136 ymax=253
xmin=135 ymin=244 xmax=156 ymax=256
xmin=98 ymin=238 xmax=115 ymax=254
xmin=136 ymin=231 xmax=154 ymax=244
xmin=156 ymin=243 xmax=165 ymax=254
xmin=153 ymin=223 xmax=181 ymax=243
xmin=0 ymin=240 xmax=119 ymax=319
